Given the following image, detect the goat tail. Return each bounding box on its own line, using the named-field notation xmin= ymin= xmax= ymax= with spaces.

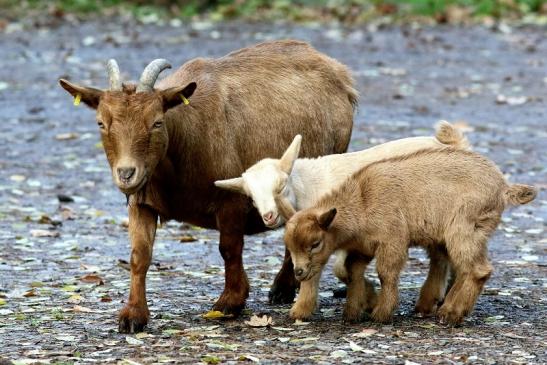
xmin=505 ymin=184 xmax=537 ymax=205
xmin=346 ymin=84 xmax=359 ymax=110
xmin=435 ymin=120 xmax=471 ymax=150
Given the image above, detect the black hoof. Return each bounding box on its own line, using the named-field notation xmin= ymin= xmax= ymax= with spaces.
xmin=118 ymin=317 xmax=147 ymax=334
xmin=269 ymin=284 xmax=297 ymax=304
xmin=212 ymin=301 xmax=244 ymax=317
xmin=333 ymin=286 xmax=347 ymax=298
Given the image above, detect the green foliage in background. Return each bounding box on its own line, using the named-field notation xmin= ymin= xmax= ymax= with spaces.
xmin=1 ymin=0 xmax=545 ymax=22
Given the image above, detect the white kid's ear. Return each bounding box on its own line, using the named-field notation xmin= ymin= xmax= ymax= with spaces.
xmin=214 ymin=177 xmax=246 ymax=194
xmin=279 ymin=134 xmax=302 ymax=174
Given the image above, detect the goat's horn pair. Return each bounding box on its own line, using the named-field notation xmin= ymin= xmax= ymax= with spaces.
xmin=136 ymin=59 xmax=172 ymax=93
xmin=106 ymin=59 xmax=172 ymax=92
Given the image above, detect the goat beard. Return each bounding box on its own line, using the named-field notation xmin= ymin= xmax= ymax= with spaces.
xmin=124 ymin=181 xmax=148 ymax=208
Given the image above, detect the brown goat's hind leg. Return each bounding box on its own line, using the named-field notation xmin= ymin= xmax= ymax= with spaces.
xmin=415 ymin=246 xmax=450 ymax=317
xmin=213 ymin=204 xmax=249 ymax=316
xmin=269 ymin=247 xmax=299 ymax=304
xmin=119 ymin=204 xmax=157 ymax=333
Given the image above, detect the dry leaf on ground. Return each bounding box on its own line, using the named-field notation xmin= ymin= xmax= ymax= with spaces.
xmin=244 ymin=314 xmax=273 ymax=327
xmin=202 ymin=310 xmax=233 ymax=319
xmin=79 ymin=274 xmax=104 ymax=285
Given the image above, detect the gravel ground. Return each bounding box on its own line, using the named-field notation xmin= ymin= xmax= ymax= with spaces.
xmin=0 ymin=19 xmax=545 ymax=364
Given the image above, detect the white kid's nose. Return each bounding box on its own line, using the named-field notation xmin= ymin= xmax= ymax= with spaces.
xmin=263 ymin=211 xmax=274 ymax=222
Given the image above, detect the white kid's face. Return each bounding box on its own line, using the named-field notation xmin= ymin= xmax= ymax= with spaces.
xmin=242 ymin=160 xmax=289 ymax=229
xmin=214 ymin=134 xmax=302 ymax=229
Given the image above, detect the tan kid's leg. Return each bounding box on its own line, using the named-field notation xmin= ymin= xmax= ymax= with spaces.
xmin=438 ymin=212 xmax=497 ymax=325
xmin=290 ymin=271 xmax=322 ymax=320
xmin=372 ymin=242 xmax=407 ymax=323
xmin=119 ymin=204 xmax=158 ymax=333
xmin=438 ymin=242 xmax=492 ymax=325
xmin=415 ymin=246 xmax=451 ymax=317
xmin=343 ymin=253 xmax=375 ymax=322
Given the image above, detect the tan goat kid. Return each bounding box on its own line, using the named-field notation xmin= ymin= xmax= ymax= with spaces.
xmin=278 ymin=148 xmax=536 ymax=325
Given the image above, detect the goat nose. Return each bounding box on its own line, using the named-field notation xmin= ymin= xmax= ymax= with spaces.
xmin=117 ymin=167 xmax=136 ymax=181
xmin=263 ymin=211 xmax=274 ymax=221
xmin=295 ymin=268 xmax=304 ymax=277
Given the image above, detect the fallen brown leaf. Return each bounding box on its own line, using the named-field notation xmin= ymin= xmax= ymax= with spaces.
xmin=80 ymin=274 xmax=104 ymax=285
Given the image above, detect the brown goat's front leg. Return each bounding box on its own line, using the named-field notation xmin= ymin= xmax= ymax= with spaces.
xmin=213 ymin=202 xmax=249 ymax=316
xmin=269 ymin=247 xmax=299 ymax=304
xmin=119 ymin=204 xmax=157 ymax=333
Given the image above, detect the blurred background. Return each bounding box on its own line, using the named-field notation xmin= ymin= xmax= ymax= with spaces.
xmin=1 ymin=0 xmax=546 ymax=25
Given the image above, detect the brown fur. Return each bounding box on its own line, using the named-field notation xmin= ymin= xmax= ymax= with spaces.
xmin=59 ymin=40 xmax=356 ymax=333
xmin=282 ymin=148 xmax=536 ymax=325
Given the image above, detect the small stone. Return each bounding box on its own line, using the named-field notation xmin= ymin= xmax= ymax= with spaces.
xmin=57 ymin=194 xmax=75 ymax=203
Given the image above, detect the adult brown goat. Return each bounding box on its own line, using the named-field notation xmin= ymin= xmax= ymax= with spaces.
xmin=58 ymin=40 xmax=357 ymax=333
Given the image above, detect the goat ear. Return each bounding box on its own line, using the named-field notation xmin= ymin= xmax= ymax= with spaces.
xmin=279 ymin=134 xmax=302 ymax=174
xmin=161 ymin=82 xmax=197 ymax=111
xmin=317 ymin=208 xmax=337 ymax=230
xmin=274 ymin=193 xmax=296 ymax=221
xmin=214 ymin=177 xmax=246 ymax=194
xmin=59 ymin=79 xmax=103 ymax=109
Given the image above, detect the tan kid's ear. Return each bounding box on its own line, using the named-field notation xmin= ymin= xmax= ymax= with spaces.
xmin=59 ymin=79 xmax=103 ymax=109
xmin=317 ymin=208 xmax=337 ymax=230
xmin=161 ymin=82 xmax=197 ymax=111
xmin=214 ymin=177 xmax=245 ymax=194
xmin=274 ymin=193 xmax=296 ymax=221
xmin=279 ymin=134 xmax=302 ymax=174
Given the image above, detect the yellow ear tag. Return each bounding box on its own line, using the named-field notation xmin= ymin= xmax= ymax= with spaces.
xmin=180 ymin=94 xmax=190 ymax=105
xmin=73 ymin=94 xmax=81 ymax=106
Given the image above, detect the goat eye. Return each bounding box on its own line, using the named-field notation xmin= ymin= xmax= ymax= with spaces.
xmin=311 ymin=241 xmax=321 ymax=250
xmin=152 ymin=121 xmax=163 ymax=129
xmin=97 ymin=121 xmax=105 ymax=129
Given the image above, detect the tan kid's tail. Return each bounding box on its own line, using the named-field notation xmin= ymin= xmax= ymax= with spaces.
xmin=505 ymin=184 xmax=537 ymax=205
xmin=435 ymin=120 xmax=471 ymax=150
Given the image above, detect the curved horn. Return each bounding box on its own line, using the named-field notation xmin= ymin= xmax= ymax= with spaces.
xmin=136 ymin=59 xmax=172 ymax=93
xmin=106 ymin=59 xmax=122 ymax=91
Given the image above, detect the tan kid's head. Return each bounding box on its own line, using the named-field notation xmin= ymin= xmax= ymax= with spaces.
xmin=276 ymin=193 xmax=337 ymax=281
xmin=59 ymin=59 xmax=196 ymax=196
